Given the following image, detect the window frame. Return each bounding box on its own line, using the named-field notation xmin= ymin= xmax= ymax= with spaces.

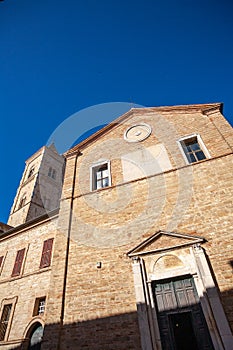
xmin=33 ymin=297 xmax=46 ymax=317
xmin=18 ymin=194 xmax=27 ymax=209
xmin=27 ymin=166 xmax=35 ymax=179
xmin=0 ymin=304 xmax=12 ymax=341
xmin=178 ymin=134 xmax=210 ymax=165
xmin=48 ymin=167 xmax=56 ymax=180
xmin=90 ymin=160 xmax=111 ymax=191
xmin=0 ymin=297 xmax=17 ymax=342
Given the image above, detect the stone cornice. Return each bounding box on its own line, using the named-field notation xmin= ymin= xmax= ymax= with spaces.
xmin=127 ymin=230 xmax=206 ymax=257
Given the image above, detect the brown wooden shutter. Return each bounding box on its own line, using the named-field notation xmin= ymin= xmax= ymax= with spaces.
xmin=40 ymin=238 xmax=54 ymax=268
xmin=0 ymin=256 xmax=3 ymax=268
xmin=11 ymin=248 xmax=25 ymax=277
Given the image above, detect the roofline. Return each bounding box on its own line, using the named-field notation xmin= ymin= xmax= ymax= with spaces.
xmin=64 ymin=102 xmax=223 ymax=157
xmin=25 ymin=143 xmax=63 ymax=165
xmin=0 ymin=208 xmax=59 ymax=240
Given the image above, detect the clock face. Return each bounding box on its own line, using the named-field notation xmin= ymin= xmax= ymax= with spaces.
xmin=124 ymin=123 xmax=152 ymax=142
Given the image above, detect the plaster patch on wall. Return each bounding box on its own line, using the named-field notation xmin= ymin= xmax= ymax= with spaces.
xmin=121 ymin=144 xmax=172 ymax=182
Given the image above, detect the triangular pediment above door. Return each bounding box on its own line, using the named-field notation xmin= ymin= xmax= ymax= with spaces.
xmin=127 ymin=230 xmax=205 ymax=257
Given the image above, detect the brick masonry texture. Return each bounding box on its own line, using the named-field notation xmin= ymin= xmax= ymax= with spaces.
xmin=0 ymin=216 xmax=58 ymax=348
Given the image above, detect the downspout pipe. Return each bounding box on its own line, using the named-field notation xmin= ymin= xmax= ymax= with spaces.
xmin=57 ymin=151 xmax=80 ymax=350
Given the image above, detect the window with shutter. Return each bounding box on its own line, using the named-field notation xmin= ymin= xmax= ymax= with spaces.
xmin=11 ymin=248 xmax=25 ymax=277
xmin=0 ymin=256 xmax=3 ymax=268
xmin=0 ymin=256 xmax=3 ymax=275
xmin=40 ymin=238 xmax=54 ymax=268
xmin=0 ymin=304 xmax=12 ymax=341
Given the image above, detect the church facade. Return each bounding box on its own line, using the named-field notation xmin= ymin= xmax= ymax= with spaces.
xmin=0 ymin=103 xmax=232 ymax=349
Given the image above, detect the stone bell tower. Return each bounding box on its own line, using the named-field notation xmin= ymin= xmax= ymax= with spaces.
xmin=7 ymin=144 xmax=65 ymax=227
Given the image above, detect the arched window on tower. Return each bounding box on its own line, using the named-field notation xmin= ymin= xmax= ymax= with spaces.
xmin=48 ymin=167 xmax=56 ymax=180
xmin=28 ymin=166 xmax=35 ymax=179
xmin=18 ymin=194 xmax=26 ymax=209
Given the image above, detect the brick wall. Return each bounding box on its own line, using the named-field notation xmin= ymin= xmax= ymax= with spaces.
xmin=42 ymin=104 xmax=233 ymax=349
xmin=0 ymin=215 xmax=58 ymax=348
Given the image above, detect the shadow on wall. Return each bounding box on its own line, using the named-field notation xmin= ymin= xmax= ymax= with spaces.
xmin=11 ymin=311 xmax=141 ymax=350
xmin=8 ymin=287 xmax=233 ymax=350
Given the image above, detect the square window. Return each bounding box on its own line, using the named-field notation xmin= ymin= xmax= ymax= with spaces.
xmin=179 ymin=135 xmax=209 ymax=164
xmin=91 ymin=162 xmax=111 ymax=191
xmin=33 ymin=297 xmax=46 ymax=316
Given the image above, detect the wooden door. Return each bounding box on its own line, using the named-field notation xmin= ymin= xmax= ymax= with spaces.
xmin=152 ymin=275 xmax=214 ymax=350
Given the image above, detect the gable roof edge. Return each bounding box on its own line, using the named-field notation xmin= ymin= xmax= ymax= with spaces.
xmin=64 ymin=102 xmax=223 ymax=157
xmin=127 ymin=230 xmax=205 ymax=257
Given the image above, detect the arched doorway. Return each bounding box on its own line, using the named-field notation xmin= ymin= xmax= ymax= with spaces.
xmin=27 ymin=322 xmax=44 ymax=350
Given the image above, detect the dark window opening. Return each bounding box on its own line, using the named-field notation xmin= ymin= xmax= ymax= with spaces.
xmin=180 ymin=136 xmax=206 ymax=164
xmin=33 ymin=297 xmax=46 ymax=316
xmin=18 ymin=195 xmax=26 ymax=209
xmin=48 ymin=167 xmax=56 ymax=180
xmin=28 ymin=167 xmax=35 ymax=179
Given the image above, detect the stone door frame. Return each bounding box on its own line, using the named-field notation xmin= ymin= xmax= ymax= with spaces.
xmin=129 ymin=240 xmax=233 ymax=350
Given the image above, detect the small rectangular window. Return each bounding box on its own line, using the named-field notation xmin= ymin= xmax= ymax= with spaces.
xmin=18 ymin=195 xmax=26 ymax=209
xmin=33 ymin=297 xmax=46 ymax=316
xmin=179 ymin=135 xmax=209 ymax=164
xmin=91 ymin=162 xmax=111 ymax=191
xmin=40 ymin=238 xmax=54 ymax=268
xmin=0 ymin=304 xmax=12 ymax=341
xmin=28 ymin=166 xmax=35 ymax=179
xmin=11 ymin=248 xmax=25 ymax=277
xmin=48 ymin=167 xmax=56 ymax=180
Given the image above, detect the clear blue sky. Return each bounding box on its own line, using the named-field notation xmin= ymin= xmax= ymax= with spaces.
xmin=1 ymin=0 xmax=233 ymax=223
